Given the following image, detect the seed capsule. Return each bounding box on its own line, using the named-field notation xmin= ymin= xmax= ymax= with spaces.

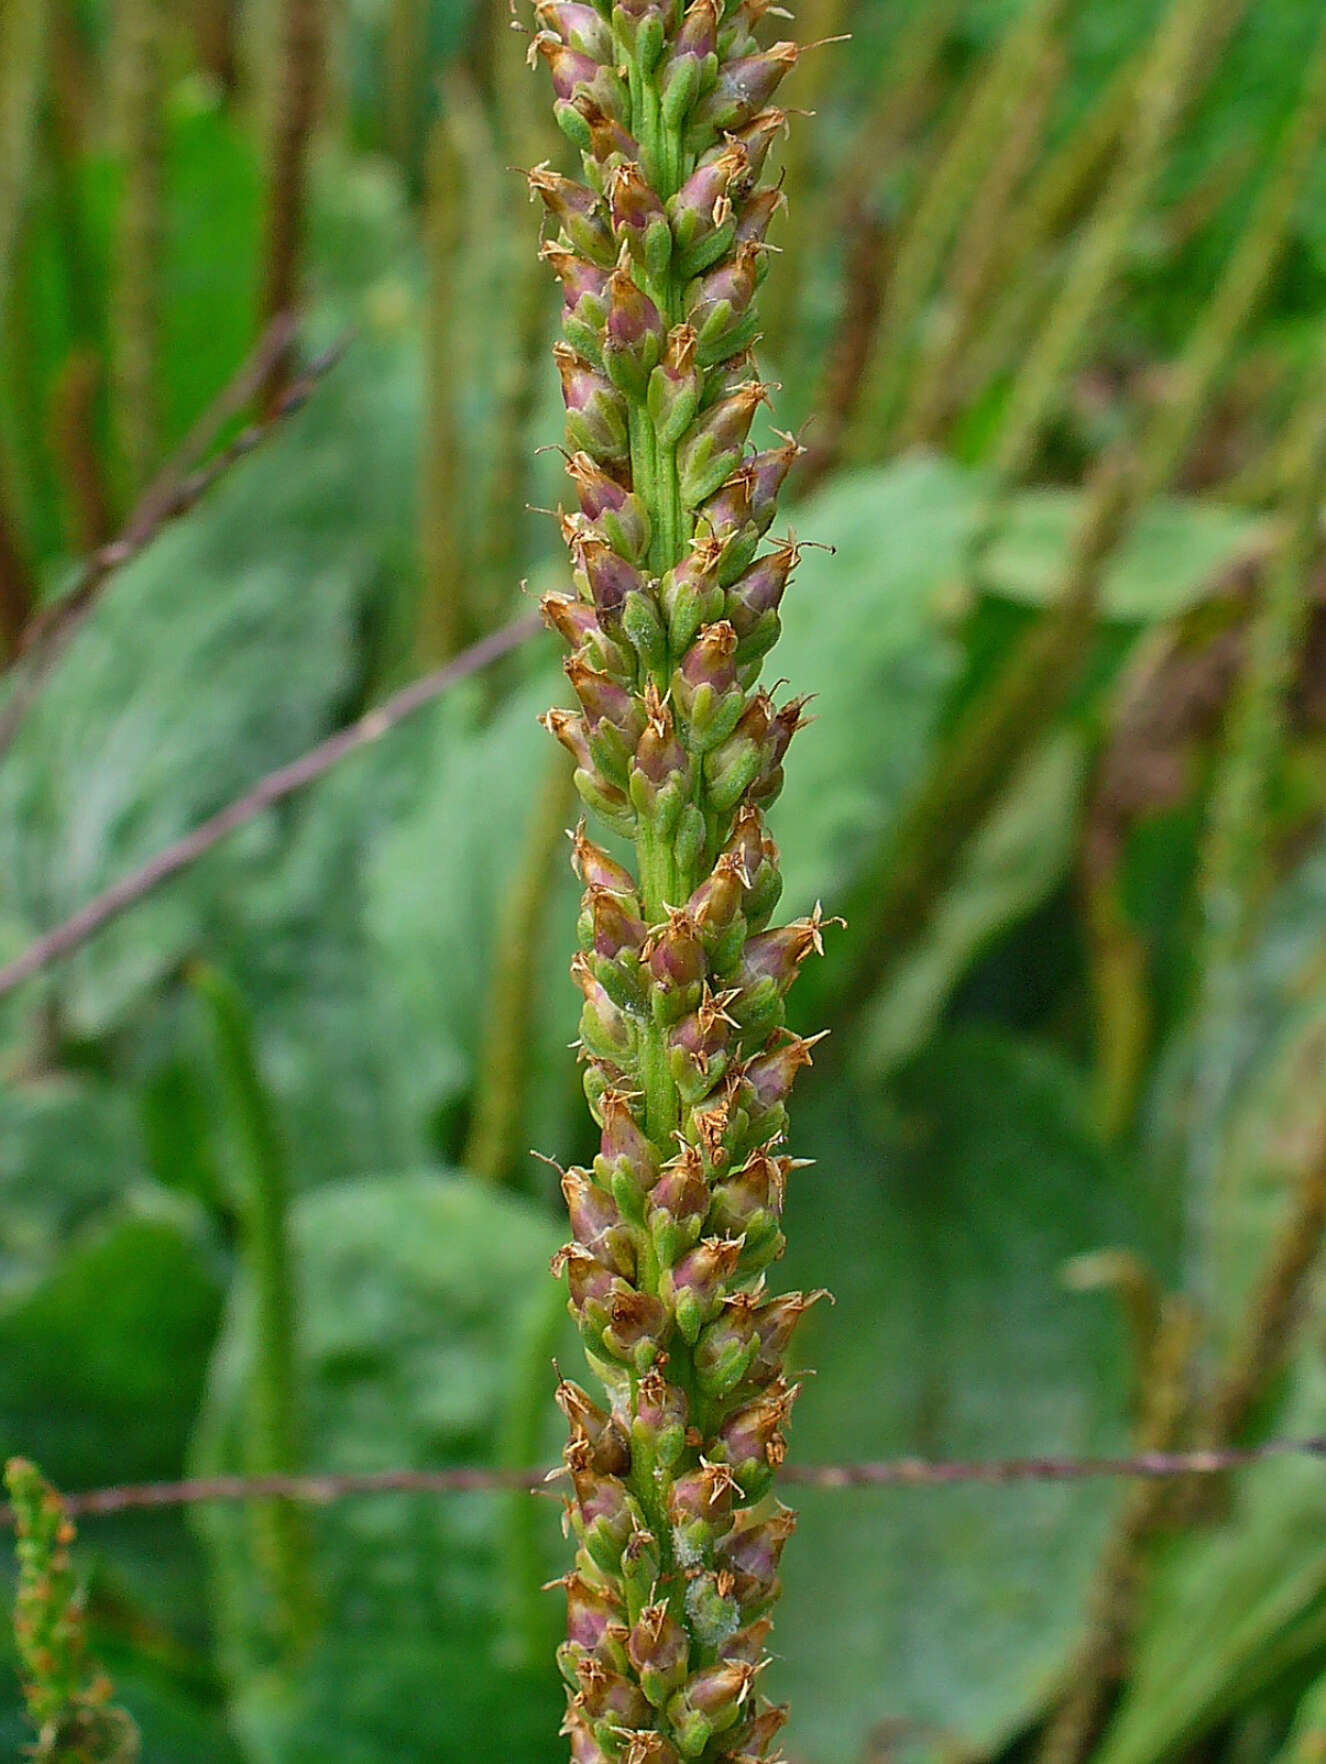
xmin=602 ymin=1286 xmax=672 ymax=1371
xmin=534 ymin=2 xmax=614 ymax=62
xmin=633 ymin=1366 xmax=689 ymax=1469
xmin=608 ymin=163 xmax=672 ymax=275
xmin=604 ymin=260 xmax=666 ymax=396
xmin=561 ymin=1706 xmax=614 ymax=1764
xmin=571 ymin=823 xmax=639 ymax=901
xmin=566 ymin=451 xmax=653 ymax=562
xmin=715 ymin=1506 xmax=797 ymax=1611
xmin=726 ymin=540 xmax=797 ymax=640
xmin=663 ymin=1236 xmax=746 ymax=1342
xmin=528 ymin=165 xmax=616 ymax=265
xmin=669 ymin=141 xmax=749 ymax=275
xmin=556 ymin=1379 xmax=632 ymax=1477
xmin=555 ymin=343 xmax=631 ymax=466
xmin=595 ymin=1089 xmax=662 ymax=1197
xmin=627 ymin=1602 xmax=690 ymax=1706
xmin=692 ymin=42 xmax=800 ymax=136
xmin=678 ymin=380 xmax=770 ymax=505
xmin=563 ymin=1169 xmax=636 ymax=1277
xmin=666 ymin=1659 xmax=760 ymax=1757
xmin=575 ymin=1657 xmax=652 ymax=1730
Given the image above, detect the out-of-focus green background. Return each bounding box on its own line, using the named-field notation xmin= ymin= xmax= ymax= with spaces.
xmin=5 ymin=1 xmax=1326 ymax=1760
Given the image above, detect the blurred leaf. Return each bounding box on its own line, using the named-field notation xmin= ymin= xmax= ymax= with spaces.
xmin=191 ymin=1170 xmax=572 ymax=1764
xmin=0 ymin=1075 xmax=147 ymax=1297
xmin=775 ymin=1029 xmax=1135 ymax=1764
xmin=0 ymin=1202 xmax=236 ymax=1758
xmin=161 ymin=85 xmax=262 ymax=447
xmin=363 ymin=671 xmax=582 ymax=1162
xmin=1147 ymin=831 xmax=1326 ymax=1344
xmin=0 ymin=1204 xmax=223 ymax=1484
xmin=1093 ymin=831 xmax=1326 ymax=1764
xmin=1275 ymin=1665 xmax=1326 ymax=1760
xmin=0 ymin=312 xmax=422 ymax=1038
xmin=984 ymin=491 xmax=1265 ymax=621
xmin=856 ymin=731 xmax=1087 ymax=1077
xmin=775 ymin=458 xmax=979 ymax=917
xmin=1094 ymin=1356 xmax=1326 ymax=1764
xmin=199 ymin=763 xmax=431 ymax=1190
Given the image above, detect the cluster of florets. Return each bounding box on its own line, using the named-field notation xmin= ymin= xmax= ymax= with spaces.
xmin=530 ymin=4 xmax=831 ymax=1760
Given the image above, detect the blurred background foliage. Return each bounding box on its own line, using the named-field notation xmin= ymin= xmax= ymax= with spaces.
xmin=4 ymin=0 xmax=1326 ymax=1760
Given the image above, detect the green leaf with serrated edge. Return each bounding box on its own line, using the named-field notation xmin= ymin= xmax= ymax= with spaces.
xmin=855 ymin=731 xmax=1087 ymax=1079
xmin=773 ymin=1030 xmax=1135 ymax=1764
xmin=983 ymin=490 xmax=1265 ymax=621
xmin=190 ymin=1171 xmax=576 ymax=1764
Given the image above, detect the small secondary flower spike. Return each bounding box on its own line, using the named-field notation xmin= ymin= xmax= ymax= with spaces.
xmin=530 ymin=4 xmax=834 ymax=1758
xmin=6 ymin=1458 xmax=139 ymax=1763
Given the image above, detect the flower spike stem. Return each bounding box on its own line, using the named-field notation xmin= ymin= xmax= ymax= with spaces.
xmin=530 ymin=4 xmax=833 ymax=1759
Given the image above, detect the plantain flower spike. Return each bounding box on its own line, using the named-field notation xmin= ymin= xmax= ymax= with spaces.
xmin=531 ymin=3 xmax=833 ymax=1757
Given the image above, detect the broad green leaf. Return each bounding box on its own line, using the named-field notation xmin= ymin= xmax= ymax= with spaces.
xmin=856 ymin=731 xmax=1087 ymax=1078
xmin=0 ymin=1075 xmax=147 ymax=1297
xmin=0 ymin=308 xmax=422 ymax=1038
xmin=191 ymin=1170 xmax=573 ymax=1764
xmin=194 ymin=748 xmax=433 ymax=1191
xmin=775 ymin=457 xmax=979 ymax=916
xmin=775 ymin=1030 xmax=1135 ymax=1763
xmin=363 ymin=671 xmax=583 ymax=1161
xmin=0 ymin=1205 xmax=223 ymax=1486
xmin=984 ymin=491 xmax=1265 ymax=621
